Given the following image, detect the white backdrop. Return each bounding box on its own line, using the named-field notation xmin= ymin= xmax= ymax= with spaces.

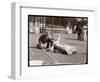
xmin=0 ymin=0 xmax=100 ymax=81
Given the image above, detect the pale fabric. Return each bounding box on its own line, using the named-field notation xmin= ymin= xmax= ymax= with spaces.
xmin=82 ymin=26 xmax=87 ymax=40
xmin=53 ymin=34 xmax=77 ymax=55
xmin=29 ymin=22 xmax=34 ymax=32
xmin=82 ymin=29 xmax=87 ymax=40
xmin=66 ymin=26 xmax=72 ymax=34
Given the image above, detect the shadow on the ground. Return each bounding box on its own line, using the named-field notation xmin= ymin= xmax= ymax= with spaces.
xmin=64 ymin=37 xmax=78 ymax=40
xmin=7 ymin=75 xmax=14 ymax=80
xmin=29 ymin=46 xmax=37 ymax=48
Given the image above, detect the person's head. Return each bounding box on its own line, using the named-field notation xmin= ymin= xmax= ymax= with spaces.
xmin=45 ymin=31 xmax=49 ymax=36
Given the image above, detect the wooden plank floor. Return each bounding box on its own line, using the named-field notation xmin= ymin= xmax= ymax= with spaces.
xmin=29 ymin=33 xmax=87 ymax=66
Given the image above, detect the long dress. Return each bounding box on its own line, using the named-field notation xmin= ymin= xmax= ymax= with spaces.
xmin=53 ymin=34 xmax=77 ymax=55
xmin=82 ymin=26 xmax=87 ymax=41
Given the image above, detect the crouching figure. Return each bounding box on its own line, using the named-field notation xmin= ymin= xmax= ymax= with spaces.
xmin=37 ymin=31 xmax=53 ymax=50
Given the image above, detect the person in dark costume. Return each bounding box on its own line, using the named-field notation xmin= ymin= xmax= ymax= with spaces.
xmin=76 ymin=22 xmax=83 ymax=40
xmin=37 ymin=31 xmax=53 ymax=50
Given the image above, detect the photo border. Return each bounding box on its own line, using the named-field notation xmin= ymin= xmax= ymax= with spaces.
xmin=28 ymin=15 xmax=88 ymax=67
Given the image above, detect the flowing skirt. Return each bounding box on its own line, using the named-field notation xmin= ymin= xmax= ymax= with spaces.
xmin=54 ymin=44 xmax=77 ymax=55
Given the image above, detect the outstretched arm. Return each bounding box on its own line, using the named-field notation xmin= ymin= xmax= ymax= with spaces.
xmin=56 ymin=34 xmax=61 ymax=44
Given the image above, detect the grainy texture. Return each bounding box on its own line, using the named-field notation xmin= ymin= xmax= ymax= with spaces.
xmin=29 ymin=33 xmax=87 ymax=66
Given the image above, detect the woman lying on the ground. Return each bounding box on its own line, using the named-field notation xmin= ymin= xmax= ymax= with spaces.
xmin=51 ymin=34 xmax=78 ymax=55
xmin=37 ymin=32 xmax=77 ymax=55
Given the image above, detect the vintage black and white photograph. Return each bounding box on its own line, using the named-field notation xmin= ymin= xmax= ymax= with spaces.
xmin=28 ymin=15 xmax=88 ymax=66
